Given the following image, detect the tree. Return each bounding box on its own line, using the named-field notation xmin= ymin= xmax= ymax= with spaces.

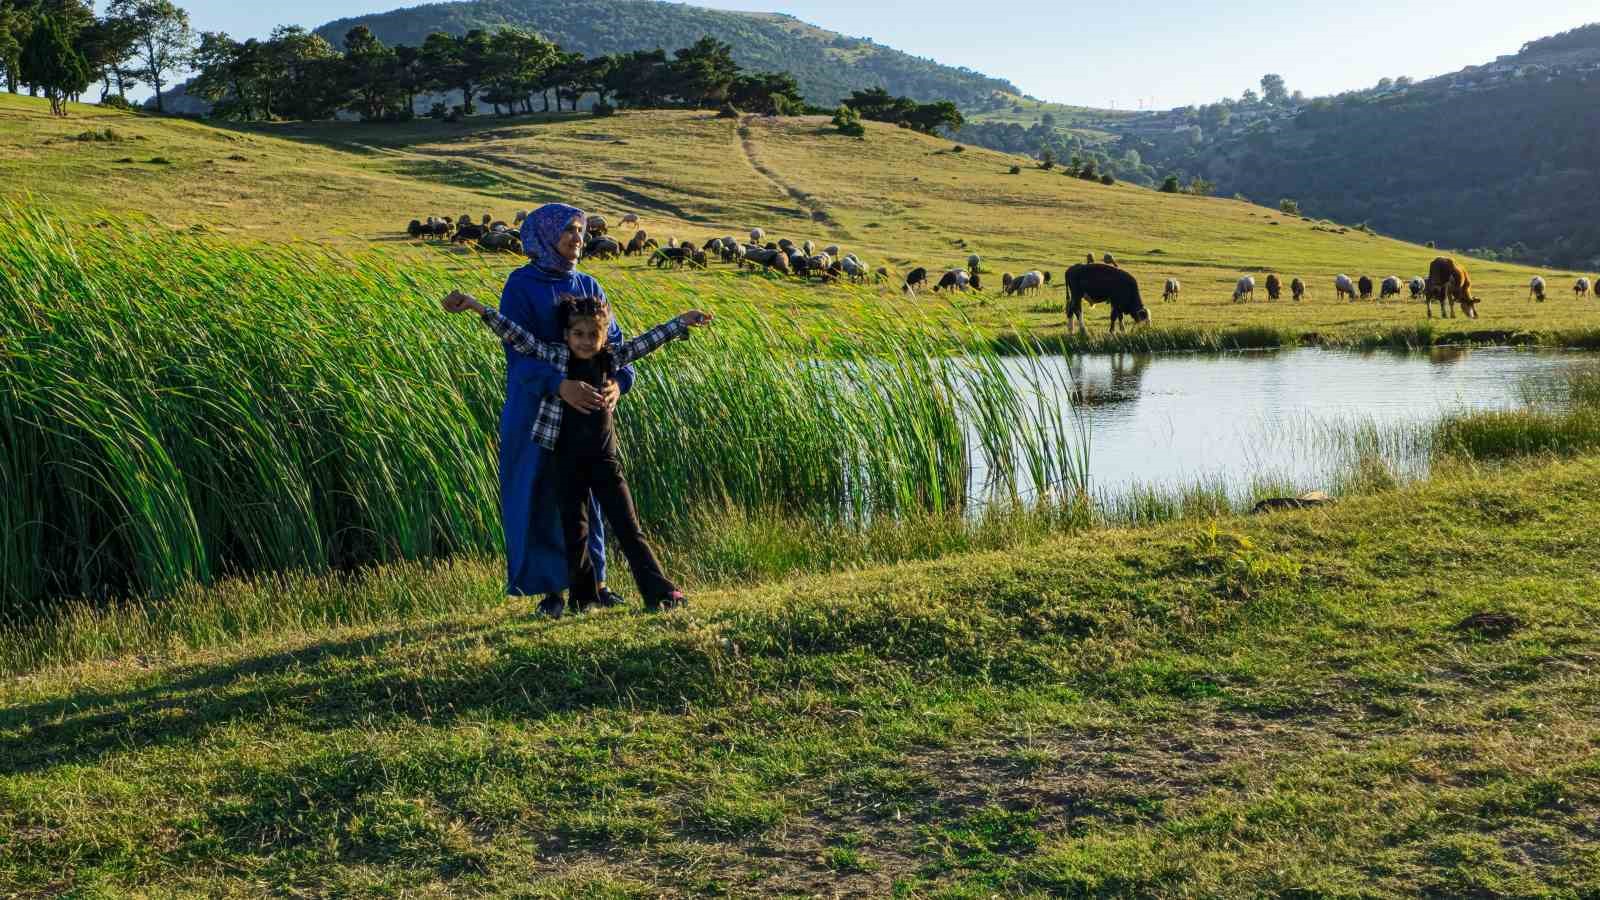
xmin=605 ymin=48 xmax=668 ymax=109
xmin=479 ymin=27 xmax=555 ymax=115
xmin=670 ymin=35 xmax=737 ymax=107
xmin=341 ymin=26 xmax=397 ymax=121
xmin=1260 ymin=73 xmax=1287 ymax=105
xmin=1078 ymin=158 xmax=1097 ymax=181
xmin=1039 ymin=148 xmax=1055 ymax=170
xmin=1160 ymin=175 xmax=1180 ymax=193
xmin=904 ymin=99 xmax=962 ymax=135
xmin=393 ymin=43 xmax=423 ymax=118
xmin=190 ymin=31 xmax=261 ymax=119
xmin=0 ymin=5 xmax=22 ymax=93
xmin=730 ymin=70 xmax=801 ymax=115
xmin=76 ymin=13 xmax=142 ymax=100
xmin=1279 ymin=198 xmax=1300 ymax=215
xmin=420 ymin=29 xmax=491 ymax=115
xmin=1241 ymin=88 xmax=1259 ymax=105
xmin=262 ymin=26 xmax=340 ymax=120
xmin=108 ymin=0 xmax=192 ymax=113
xmin=20 ymin=14 xmax=88 ymax=114
xmin=1186 ymin=177 xmax=1215 ymax=196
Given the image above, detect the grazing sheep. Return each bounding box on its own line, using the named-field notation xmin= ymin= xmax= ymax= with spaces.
xmin=1358 ymin=275 xmax=1374 ymax=300
xmin=1043 ymin=271 xmax=1052 ymax=285
xmin=1066 ymin=263 xmax=1149 ymax=335
xmin=802 ymin=240 xmax=814 ymax=256
xmin=1529 ymin=276 xmax=1546 ymax=301
xmin=904 ymin=267 xmax=930 ymax=293
xmin=1163 ymin=278 xmax=1180 ymax=302
xmin=1102 ymin=253 xmax=1118 ymax=268
xmin=1380 ymin=275 xmax=1402 ymax=301
xmin=1425 ymin=257 xmax=1478 ymax=318
xmin=1086 ymin=253 xmax=1096 ymax=265
xmin=875 ymin=266 xmax=889 ymax=283
xmin=586 ymin=235 xmax=623 ymax=259
xmin=407 ymin=219 xmax=425 ymax=238
xmin=805 ymin=253 xmax=835 ymax=280
xmin=478 ymin=230 xmax=522 ymax=253
xmin=1577 ymin=277 xmax=1592 ymax=298
xmin=1001 ymin=273 xmax=1013 ymax=292
xmin=967 ymin=253 xmax=981 ymax=272
xmin=750 ymin=227 xmax=765 ymax=244
xmin=618 ymin=213 xmax=639 ymax=228
xmin=453 ymin=222 xmax=486 ymax=243
xmin=741 ymin=246 xmax=790 ymax=274
xmin=1003 ymin=270 xmax=1043 ymax=297
xmin=587 ymin=215 xmax=609 ymax=236
xmin=624 ymin=230 xmax=651 ymax=256
xmin=934 ymin=269 xmax=971 ymax=292
xmin=1335 ymin=274 xmax=1357 ymax=301
xmin=650 ymin=246 xmax=705 ymax=268
xmin=824 ymin=244 xmax=841 ymax=258
xmin=1409 ymin=276 xmax=1426 ymax=299
xmin=514 ymin=210 xmax=528 ymax=227
xmin=839 ymin=255 xmax=867 ymax=282
xmin=1265 ymin=274 xmax=1282 ymax=301
xmin=1233 ymin=275 xmax=1256 ymax=303
xmin=1291 ymin=277 xmax=1305 ymax=301
xmin=719 ymin=240 xmax=745 ymax=264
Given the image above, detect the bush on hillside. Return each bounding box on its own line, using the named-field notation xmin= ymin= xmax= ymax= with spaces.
xmin=98 ymin=95 xmax=132 ymax=111
xmin=1279 ymin=198 xmax=1300 ymax=215
xmin=1160 ymin=175 xmax=1181 ymax=193
xmin=1100 ymin=174 xmax=1115 ymax=186
xmin=1008 ymin=164 xmax=1021 ymax=174
xmin=832 ymin=105 xmax=864 ymax=137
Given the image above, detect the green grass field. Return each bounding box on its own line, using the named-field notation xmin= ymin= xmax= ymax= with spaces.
xmin=4 ymin=93 xmax=1597 ymax=348
xmin=7 ymin=91 xmax=1600 ymax=896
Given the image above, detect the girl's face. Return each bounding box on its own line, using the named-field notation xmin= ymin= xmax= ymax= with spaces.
xmin=566 ymin=316 xmax=606 ymax=359
xmin=556 ymin=216 xmax=585 ymax=261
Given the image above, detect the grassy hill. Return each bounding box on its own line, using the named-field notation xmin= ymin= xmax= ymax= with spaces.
xmin=3 ymin=93 xmax=1595 ymax=349
xmin=312 ymin=0 xmax=1018 ymax=108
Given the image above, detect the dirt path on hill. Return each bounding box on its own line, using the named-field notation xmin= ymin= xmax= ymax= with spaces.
xmin=738 ymin=116 xmax=850 ymax=240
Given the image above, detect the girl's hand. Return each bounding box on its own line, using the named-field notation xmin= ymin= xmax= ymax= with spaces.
xmin=442 ymin=291 xmax=481 ymax=314
xmin=678 ymin=309 xmax=714 ymax=327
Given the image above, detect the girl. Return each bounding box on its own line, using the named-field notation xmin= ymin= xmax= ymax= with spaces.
xmin=444 ymin=289 xmax=711 ymax=616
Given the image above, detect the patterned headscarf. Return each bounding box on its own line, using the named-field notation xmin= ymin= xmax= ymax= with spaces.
xmin=520 ymin=203 xmax=586 ymax=277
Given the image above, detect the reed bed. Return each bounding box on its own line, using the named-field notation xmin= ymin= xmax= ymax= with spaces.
xmin=0 ymin=201 xmax=1084 ymax=615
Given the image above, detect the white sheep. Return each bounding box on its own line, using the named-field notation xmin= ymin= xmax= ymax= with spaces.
xmin=1335 ymin=274 xmax=1356 ymax=301
xmin=1004 ymin=270 xmax=1043 ymax=296
xmin=839 ymin=256 xmax=867 ymax=282
xmin=1530 ymin=276 xmax=1546 ymax=301
xmin=1409 ymin=276 xmax=1426 ymax=299
xmin=1577 ymin=277 xmax=1592 ymax=298
xmin=802 ymin=240 xmax=814 ymax=256
xmin=1163 ymin=278 xmax=1180 ymax=302
xmin=749 ymin=227 xmax=765 ymax=244
xmin=823 ymin=244 xmax=841 ymax=258
xmin=619 ymin=213 xmax=639 ymax=228
xmin=1380 ymin=275 xmax=1402 ymax=301
xmin=1233 ymin=275 xmax=1256 ymax=303
xmin=966 ymin=253 xmax=981 ymax=270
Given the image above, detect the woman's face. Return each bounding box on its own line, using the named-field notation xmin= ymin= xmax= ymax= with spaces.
xmin=556 ymin=216 xmax=585 ymax=261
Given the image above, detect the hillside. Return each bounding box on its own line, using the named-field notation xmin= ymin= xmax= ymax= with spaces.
xmin=3 ymin=92 xmax=1590 ymax=349
xmin=1115 ymin=23 xmax=1600 ymax=269
xmin=312 ymin=0 xmax=1018 ymax=108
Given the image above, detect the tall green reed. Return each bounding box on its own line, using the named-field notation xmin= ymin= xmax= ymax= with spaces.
xmin=0 ymin=201 xmax=1083 ymax=611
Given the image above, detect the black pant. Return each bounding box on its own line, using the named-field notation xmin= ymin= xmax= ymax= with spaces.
xmin=554 ymin=448 xmax=676 ymax=608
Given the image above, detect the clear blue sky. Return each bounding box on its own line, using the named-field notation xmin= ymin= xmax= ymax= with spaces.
xmin=164 ymin=0 xmax=1597 ymax=109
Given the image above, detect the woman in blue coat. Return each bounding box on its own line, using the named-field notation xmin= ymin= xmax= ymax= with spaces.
xmin=498 ymin=203 xmax=635 ymax=613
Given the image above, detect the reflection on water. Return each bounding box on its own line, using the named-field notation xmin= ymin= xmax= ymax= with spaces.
xmin=983 ymin=347 xmax=1589 ymax=506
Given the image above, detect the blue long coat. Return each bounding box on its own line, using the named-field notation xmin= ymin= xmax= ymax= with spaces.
xmin=498 ymin=264 xmax=634 ymax=595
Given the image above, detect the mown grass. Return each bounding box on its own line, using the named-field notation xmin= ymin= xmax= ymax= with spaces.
xmin=3 ymin=456 xmax=1599 ymax=896
xmin=3 ymin=93 xmax=1596 ymax=350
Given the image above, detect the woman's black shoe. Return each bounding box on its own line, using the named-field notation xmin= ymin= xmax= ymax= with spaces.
xmin=537 ymin=593 xmax=566 ymax=618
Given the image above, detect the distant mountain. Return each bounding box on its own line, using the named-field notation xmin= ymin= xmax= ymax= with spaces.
xmin=1114 ymin=23 xmax=1600 ymax=268
xmin=313 ymin=0 xmax=1018 ymax=108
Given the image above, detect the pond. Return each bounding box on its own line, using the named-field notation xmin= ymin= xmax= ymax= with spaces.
xmin=981 ymin=347 xmax=1592 ymax=508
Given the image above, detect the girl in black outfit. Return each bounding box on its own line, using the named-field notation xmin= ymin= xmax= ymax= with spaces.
xmin=444 ymin=290 xmax=712 ymax=616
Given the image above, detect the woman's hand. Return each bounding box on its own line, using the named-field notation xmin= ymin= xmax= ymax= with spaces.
xmin=678 ymin=309 xmax=714 ymax=327
xmin=559 ymin=379 xmax=608 ymax=413
xmin=442 ymin=291 xmax=482 ymax=314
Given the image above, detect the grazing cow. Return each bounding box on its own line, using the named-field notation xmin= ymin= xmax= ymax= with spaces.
xmin=1335 ymin=274 xmax=1356 ymax=301
xmin=1577 ymin=277 xmax=1592 ymax=299
xmin=1291 ymin=277 xmax=1305 ymax=301
xmin=1529 ymin=276 xmax=1546 ymax=301
xmin=1380 ymin=276 xmax=1403 ymax=301
xmin=1265 ymin=274 xmax=1281 ymax=301
xmin=1358 ymin=275 xmax=1374 ymax=300
xmin=1409 ymin=276 xmax=1426 ymax=299
xmin=904 ymin=267 xmax=929 ymax=293
xmin=1163 ymin=278 xmax=1181 ymax=302
xmin=1425 ymin=256 xmax=1478 ymax=319
xmin=1233 ymin=276 xmax=1256 ymax=303
xmin=1065 ymin=263 xmax=1150 ymax=335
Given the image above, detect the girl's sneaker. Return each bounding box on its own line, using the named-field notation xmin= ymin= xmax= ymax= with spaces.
xmin=645 ymin=590 xmax=687 ymax=613
xmin=537 ymin=593 xmax=566 ymax=618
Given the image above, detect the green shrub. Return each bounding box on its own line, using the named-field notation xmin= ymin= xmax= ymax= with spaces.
xmin=831 ymin=104 xmax=864 ymax=137
xmin=1278 ymin=198 xmax=1300 ymax=215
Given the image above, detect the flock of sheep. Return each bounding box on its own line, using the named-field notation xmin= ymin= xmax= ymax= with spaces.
xmin=402 ymin=213 xmax=1597 ymax=331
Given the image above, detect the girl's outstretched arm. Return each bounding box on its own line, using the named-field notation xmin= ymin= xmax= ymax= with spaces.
xmin=611 ymin=309 xmax=714 ymax=367
xmin=442 ymin=291 xmax=565 ymax=365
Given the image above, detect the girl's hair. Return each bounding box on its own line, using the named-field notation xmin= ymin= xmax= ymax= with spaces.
xmin=556 ymin=294 xmax=611 ymax=331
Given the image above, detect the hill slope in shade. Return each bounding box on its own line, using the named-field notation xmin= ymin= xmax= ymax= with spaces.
xmin=314 ymin=0 xmax=1018 ymax=107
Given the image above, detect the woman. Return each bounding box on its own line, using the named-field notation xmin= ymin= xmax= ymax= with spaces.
xmin=495 ymin=203 xmax=635 ymax=615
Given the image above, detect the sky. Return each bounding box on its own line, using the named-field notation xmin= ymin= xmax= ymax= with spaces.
xmin=164 ymin=0 xmax=1597 ymax=109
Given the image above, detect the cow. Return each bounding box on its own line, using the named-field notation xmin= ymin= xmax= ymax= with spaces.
xmin=1358 ymin=275 xmax=1374 ymax=300
xmin=1065 ymin=263 xmax=1150 ymax=335
xmin=1265 ymin=274 xmax=1281 ymax=301
xmin=1291 ymin=277 xmax=1305 ymax=302
xmin=1425 ymin=256 xmax=1478 ymax=319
